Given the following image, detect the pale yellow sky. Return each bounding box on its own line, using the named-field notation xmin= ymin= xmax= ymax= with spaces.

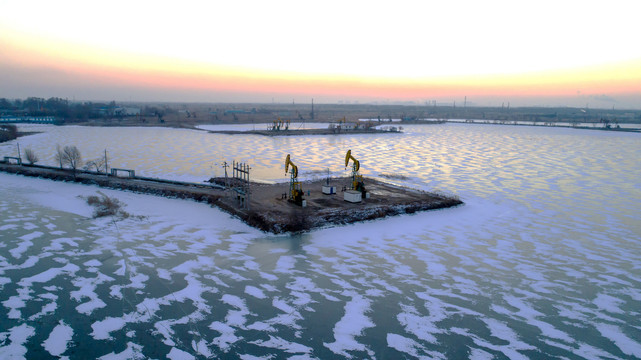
xmin=1 ymin=0 xmax=640 ymax=107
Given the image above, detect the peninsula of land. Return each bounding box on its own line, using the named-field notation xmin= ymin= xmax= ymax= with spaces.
xmin=0 ymin=162 xmax=462 ymax=233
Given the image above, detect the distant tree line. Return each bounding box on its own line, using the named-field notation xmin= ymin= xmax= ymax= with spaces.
xmin=0 ymin=97 xmax=179 ymax=124
xmin=0 ymin=97 xmax=108 ymax=123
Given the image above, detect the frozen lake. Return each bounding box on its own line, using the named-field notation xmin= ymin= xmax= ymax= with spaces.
xmin=1 ymin=123 xmax=640 ymax=359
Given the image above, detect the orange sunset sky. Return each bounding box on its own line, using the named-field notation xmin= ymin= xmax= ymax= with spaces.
xmin=1 ymin=0 xmax=640 ymax=108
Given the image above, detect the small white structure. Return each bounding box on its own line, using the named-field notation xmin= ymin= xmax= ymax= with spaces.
xmin=322 ymin=185 xmax=336 ymax=195
xmin=344 ymin=190 xmax=362 ymax=203
xmin=111 ymin=168 xmax=136 ymax=178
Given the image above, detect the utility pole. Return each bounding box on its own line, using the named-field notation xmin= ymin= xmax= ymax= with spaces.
xmin=104 ymin=149 xmax=108 ymax=175
xmin=222 ymin=161 xmax=229 ymax=190
xmin=17 ymin=142 xmax=21 ymax=164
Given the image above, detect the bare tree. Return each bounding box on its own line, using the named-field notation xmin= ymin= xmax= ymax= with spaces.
xmin=84 ymin=157 xmax=106 ymax=173
xmin=24 ymin=148 xmax=39 ymax=165
xmin=60 ymin=145 xmax=82 ymax=173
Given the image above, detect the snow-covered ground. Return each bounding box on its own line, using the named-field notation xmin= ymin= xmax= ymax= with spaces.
xmin=1 ymin=123 xmax=640 ymax=358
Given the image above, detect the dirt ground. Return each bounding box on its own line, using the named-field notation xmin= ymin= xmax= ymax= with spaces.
xmin=215 ymin=176 xmax=462 ymax=233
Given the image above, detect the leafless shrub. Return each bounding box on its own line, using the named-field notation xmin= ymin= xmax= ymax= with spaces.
xmin=85 ymin=192 xmax=130 ymax=219
xmin=24 ymin=148 xmax=39 ymax=165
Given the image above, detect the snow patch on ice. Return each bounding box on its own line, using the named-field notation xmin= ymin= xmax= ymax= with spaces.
xmin=324 ymin=293 xmax=375 ymax=358
xmin=386 ymin=333 xmax=428 ymax=358
xmin=274 ymin=255 xmax=296 ymax=273
xmin=71 ymin=271 xmax=114 ymax=315
xmin=191 ymin=338 xmax=213 ymax=358
xmin=28 ymin=293 xmax=58 ymax=320
xmin=595 ymin=323 xmax=641 ymax=358
xmin=91 ymin=317 xmax=127 ymax=340
xmin=593 ymin=293 xmax=624 ymax=314
xmin=397 ymin=303 xmax=444 ymax=344
xmin=157 ymin=268 xmax=172 ymax=280
xmin=259 ymin=272 xmax=278 ymax=281
xmin=10 ymin=231 xmax=43 ymax=258
xmin=0 ymin=323 xmax=35 ymax=358
xmin=4 ymin=263 xmax=79 ymax=319
xmin=480 ymin=318 xmax=535 ymax=360
xmin=97 ymin=341 xmax=145 ymax=360
xmin=250 ymin=335 xmax=313 ymax=354
xmin=209 ymin=321 xmax=240 ymax=352
xmin=245 ymin=285 xmax=266 ymax=299
xmin=167 ymin=347 xmax=196 ymax=360
xmin=43 ymin=321 xmax=73 ymax=357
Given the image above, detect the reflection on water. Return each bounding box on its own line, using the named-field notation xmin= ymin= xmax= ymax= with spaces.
xmin=1 ymin=123 xmax=640 ymax=358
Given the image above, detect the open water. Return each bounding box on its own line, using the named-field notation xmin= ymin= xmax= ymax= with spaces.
xmin=1 ymin=123 xmax=640 ymax=359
